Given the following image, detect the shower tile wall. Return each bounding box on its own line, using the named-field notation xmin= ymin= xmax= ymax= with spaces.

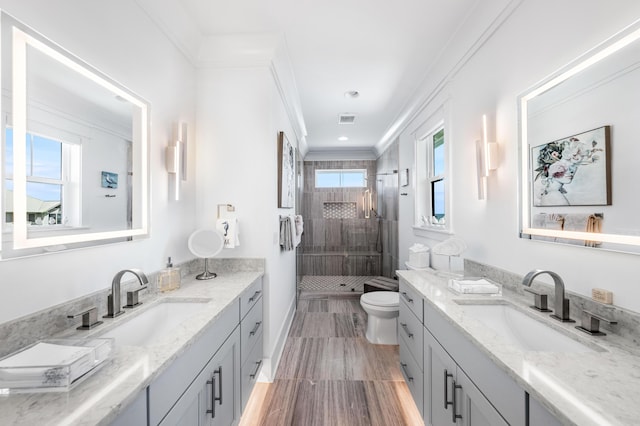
xmin=301 ymin=160 xmax=380 ymax=276
xmin=376 ymin=139 xmax=399 ymax=278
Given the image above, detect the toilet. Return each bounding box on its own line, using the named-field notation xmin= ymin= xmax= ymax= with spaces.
xmin=360 ymin=291 xmax=400 ymax=345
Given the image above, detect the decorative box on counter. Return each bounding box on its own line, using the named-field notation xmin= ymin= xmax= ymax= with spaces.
xmin=0 ymin=338 xmax=113 ymax=393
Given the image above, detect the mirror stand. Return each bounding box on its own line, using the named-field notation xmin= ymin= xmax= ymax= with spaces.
xmin=196 ymin=258 xmax=217 ymax=280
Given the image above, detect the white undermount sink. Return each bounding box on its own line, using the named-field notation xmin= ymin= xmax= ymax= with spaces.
xmin=455 ymin=301 xmax=600 ymax=353
xmin=100 ymin=299 xmax=210 ymax=346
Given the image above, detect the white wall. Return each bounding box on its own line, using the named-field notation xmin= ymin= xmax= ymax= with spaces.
xmin=195 ymin=65 xmax=298 ymax=381
xmin=0 ymin=0 xmax=197 ymax=323
xmin=398 ymin=0 xmax=640 ymax=312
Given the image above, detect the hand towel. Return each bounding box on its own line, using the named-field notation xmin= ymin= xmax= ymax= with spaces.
xmin=294 ymin=215 xmax=303 ymax=247
xmin=216 ymin=217 xmax=239 ymax=248
xmin=432 ymin=237 xmax=467 ymax=256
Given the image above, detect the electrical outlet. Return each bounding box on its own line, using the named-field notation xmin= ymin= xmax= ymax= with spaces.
xmin=592 ymin=288 xmax=613 ymax=304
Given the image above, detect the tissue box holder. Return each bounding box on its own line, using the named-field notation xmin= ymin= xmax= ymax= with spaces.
xmin=0 ymin=338 xmax=113 ymax=393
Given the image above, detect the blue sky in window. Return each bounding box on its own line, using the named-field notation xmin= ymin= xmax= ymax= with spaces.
xmin=5 ymin=128 xmax=63 ymax=201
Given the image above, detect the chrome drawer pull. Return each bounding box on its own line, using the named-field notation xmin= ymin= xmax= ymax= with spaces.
xmin=400 ymin=362 xmax=413 ymax=383
xmin=400 ymin=322 xmax=413 ymax=338
xmin=249 ymin=290 xmax=262 ymax=303
xmin=444 ymin=369 xmax=453 ymax=410
xmin=249 ymin=359 xmax=263 ymax=379
xmin=401 ymin=291 xmax=413 ymax=303
xmin=249 ymin=321 xmax=262 ymax=336
xmin=206 ymin=374 xmax=216 ymax=418
xmin=452 ymin=380 xmax=462 ymax=423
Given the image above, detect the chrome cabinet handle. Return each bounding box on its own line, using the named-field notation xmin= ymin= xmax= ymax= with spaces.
xmin=249 ymin=290 xmax=262 ymax=303
xmin=215 ymin=367 xmax=223 ymax=405
xmin=400 ymin=362 xmax=413 ymax=382
xmin=249 ymin=359 xmax=263 ymax=379
xmin=444 ymin=369 xmax=453 ymax=410
xmin=400 ymin=322 xmax=413 ymax=338
xmin=249 ymin=321 xmax=262 ymax=336
xmin=452 ymin=380 xmax=462 ymax=423
xmin=401 ymin=292 xmax=414 ymax=303
xmin=206 ymin=375 xmax=216 ymax=418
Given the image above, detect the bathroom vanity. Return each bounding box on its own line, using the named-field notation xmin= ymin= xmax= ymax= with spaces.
xmin=398 ymin=269 xmax=640 ymax=426
xmin=0 ymin=271 xmax=264 ymax=425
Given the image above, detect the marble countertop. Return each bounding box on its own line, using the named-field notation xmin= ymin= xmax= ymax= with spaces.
xmin=0 ymin=271 xmax=263 ymax=426
xmin=397 ymin=269 xmax=640 ymax=426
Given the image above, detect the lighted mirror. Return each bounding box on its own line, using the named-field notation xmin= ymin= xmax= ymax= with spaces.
xmin=519 ymin=18 xmax=640 ymax=253
xmin=1 ymin=12 xmax=149 ymax=259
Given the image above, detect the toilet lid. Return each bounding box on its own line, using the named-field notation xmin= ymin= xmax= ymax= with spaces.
xmin=361 ymin=291 xmax=399 ymax=307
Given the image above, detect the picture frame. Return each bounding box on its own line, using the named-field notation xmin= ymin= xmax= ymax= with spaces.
xmin=277 ymin=131 xmax=295 ymax=208
xmin=101 ymin=171 xmax=118 ymax=189
xmin=531 ymin=126 xmax=611 ymax=207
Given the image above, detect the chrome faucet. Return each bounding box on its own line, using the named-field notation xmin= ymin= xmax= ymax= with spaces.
xmin=104 ymin=269 xmax=149 ymax=318
xmin=522 ymin=269 xmax=575 ymax=323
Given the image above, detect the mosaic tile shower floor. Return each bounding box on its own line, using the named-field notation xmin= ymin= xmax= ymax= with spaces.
xmin=298 ymin=275 xmax=371 ymax=293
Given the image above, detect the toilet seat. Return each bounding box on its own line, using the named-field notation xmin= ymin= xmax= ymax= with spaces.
xmin=361 ymin=291 xmax=399 ymax=307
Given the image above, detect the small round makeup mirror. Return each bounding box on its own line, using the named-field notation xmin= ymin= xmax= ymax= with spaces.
xmin=188 ymin=229 xmax=224 ymax=280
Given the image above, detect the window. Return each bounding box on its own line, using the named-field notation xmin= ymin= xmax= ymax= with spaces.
xmin=4 ymin=128 xmax=79 ymax=226
xmin=416 ymin=124 xmax=447 ymax=228
xmin=315 ymin=169 xmax=367 ymax=188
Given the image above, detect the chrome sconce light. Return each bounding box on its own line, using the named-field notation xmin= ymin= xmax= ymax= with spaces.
xmin=476 ymin=114 xmax=499 ymax=200
xmin=167 ymin=122 xmax=188 ymax=201
xmin=363 ymin=189 xmax=372 ymax=218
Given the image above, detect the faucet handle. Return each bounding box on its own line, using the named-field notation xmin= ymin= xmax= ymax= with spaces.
xmin=524 ymin=288 xmax=552 ymax=312
xmin=67 ymin=306 xmax=103 ymax=330
xmin=124 ymin=285 xmax=148 ymax=308
xmin=576 ymin=310 xmax=617 ymax=336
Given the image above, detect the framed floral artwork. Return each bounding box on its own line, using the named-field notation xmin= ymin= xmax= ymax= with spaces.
xmin=277 ymin=131 xmax=295 ymax=208
xmin=531 ymin=126 xmax=611 ymax=207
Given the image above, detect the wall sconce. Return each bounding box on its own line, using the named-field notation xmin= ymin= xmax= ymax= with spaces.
xmin=363 ymin=189 xmax=372 ymax=218
xmin=166 ymin=121 xmax=187 ymax=201
xmin=476 ymin=114 xmax=499 ymax=200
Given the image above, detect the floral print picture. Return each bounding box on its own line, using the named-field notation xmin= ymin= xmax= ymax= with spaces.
xmin=532 ymin=126 xmax=611 ymax=206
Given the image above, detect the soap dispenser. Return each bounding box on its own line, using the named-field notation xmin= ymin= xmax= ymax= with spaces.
xmin=157 ymin=257 xmax=181 ymax=292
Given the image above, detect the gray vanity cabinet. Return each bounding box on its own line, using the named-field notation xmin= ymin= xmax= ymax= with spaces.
xmin=239 ymin=279 xmax=263 ymax=410
xmin=160 ymin=328 xmax=241 ymax=426
xmin=148 ymin=300 xmax=241 ymax=426
xmin=398 ymin=280 xmax=425 ymax=418
xmin=425 ymin=328 xmax=508 ymax=426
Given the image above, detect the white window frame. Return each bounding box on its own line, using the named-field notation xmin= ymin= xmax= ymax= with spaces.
xmin=4 ymin=128 xmax=81 ymax=230
xmin=314 ymin=168 xmax=367 ymax=188
xmin=415 ymin=119 xmax=450 ymax=232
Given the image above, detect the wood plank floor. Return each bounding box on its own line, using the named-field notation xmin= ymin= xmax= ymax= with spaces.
xmin=239 ymin=292 xmax=423 ymax=426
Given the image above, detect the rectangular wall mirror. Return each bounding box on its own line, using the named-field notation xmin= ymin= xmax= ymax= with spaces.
xmin=519 ymin=18 xmax=640 ymax=254
xmin=1 ymin=11 xmax=150 ymax=259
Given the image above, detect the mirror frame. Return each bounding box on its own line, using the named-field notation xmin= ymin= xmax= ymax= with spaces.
xmin=1 ymin=11 xmax=150 ymax=255
xmin=518 ymin=18 xmax=640 ymax=251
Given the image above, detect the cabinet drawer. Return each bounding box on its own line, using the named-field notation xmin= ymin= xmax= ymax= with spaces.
xmin=149 ymin=300 xmax=240 ymax=425
xmin=241 ymin=299 xmax=263 ymax=365
xmin=399 ymin=341 xmax=424 ymax=418
xmin=240 ymin=331 xmax=263 ymax=411
xmin=399 ymin=300 xmax=423 ymax=365
xmin=399 ymin=279 xmax=423 ymax=323
xmin=240 ymin=278 xmax=263 ymax=320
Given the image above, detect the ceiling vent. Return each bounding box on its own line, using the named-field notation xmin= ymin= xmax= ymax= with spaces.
xmin=338 ymin=113 xmax=356 ymax=125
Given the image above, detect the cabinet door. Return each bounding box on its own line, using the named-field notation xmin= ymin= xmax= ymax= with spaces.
xmin=160 ymin=328 xmax=240 ymax=426
xmin=455 ymin=368 xmax=508 ymax=426
xmin=207 ymin=329 xmax=241 ymax=426
xmin=425 ymin=329 xmax=458 ymax=426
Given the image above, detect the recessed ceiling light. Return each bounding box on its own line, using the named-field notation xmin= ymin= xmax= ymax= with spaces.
xmin=344 ymin=90 xmax=359 ymax=99
xmin=338 ymin=136 xmax=349 ymax=141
